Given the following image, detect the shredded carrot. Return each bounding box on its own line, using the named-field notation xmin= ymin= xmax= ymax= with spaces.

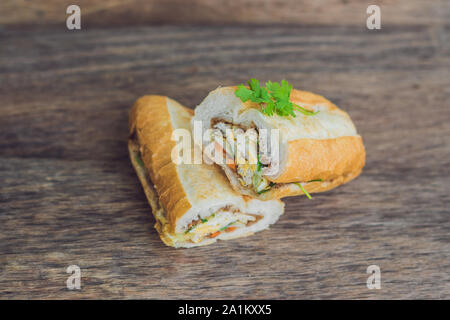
xmin=225 ymin=226 xmax=237 ymax=233
xmin=215 ymin=141 xmax=236 ymax=169
xmin=209 ymin=231 xmax=221 ymax=238
xmin=226 ymin=161 xmax=236 ymax=170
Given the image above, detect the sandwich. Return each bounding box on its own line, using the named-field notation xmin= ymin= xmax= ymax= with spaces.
xmin=193 ymin=79 xmax=365 ymax=200
xmin=128 ymin=95 xmax=284 ymax=248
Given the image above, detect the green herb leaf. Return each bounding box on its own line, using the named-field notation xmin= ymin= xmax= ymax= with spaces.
xmin=219 ymin=222 xmax=234 ymax=231
xmin=295 ymin=182 xmax=312 ymax=200
xmin=257 ymin=151 xmax=262 ymax=172
xmin=235 ymin=79 xmax=318 ymax=118
xmin=135 ymin=154 xmax=145 ymax=168
xmin=293 ymin=103 xmax=318 ymax=116
xmin=248 ymin=78 xmax=261 ymax=96
xmin=235 ymin=85 xmax=254 ymax=102
xmin=307 ymin=179 xmax=323 ymax=183
xmin=184 ymin=226 xmax=195 ymax=234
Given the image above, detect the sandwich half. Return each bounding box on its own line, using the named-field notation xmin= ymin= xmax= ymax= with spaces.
xmin=128 ymin=95 xmax=284 ymax=248
xmin=193 ymin=86 xmax=365 ymax=200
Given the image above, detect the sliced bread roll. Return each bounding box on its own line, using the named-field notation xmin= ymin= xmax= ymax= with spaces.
xmin=193 ymin=86 xmax=365 ymax=200
xmin=129 ymin=95 xmax=284 ymax=248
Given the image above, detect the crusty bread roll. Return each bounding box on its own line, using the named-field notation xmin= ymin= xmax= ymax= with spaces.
xmin=193 ymin=86 xmax=365 ymax=199
xmin=129 ymin=95 xmax=284 ymax=248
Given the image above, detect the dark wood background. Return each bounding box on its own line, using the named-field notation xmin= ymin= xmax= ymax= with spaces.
xmin=0 ymin=1 xmax=449 ymax=299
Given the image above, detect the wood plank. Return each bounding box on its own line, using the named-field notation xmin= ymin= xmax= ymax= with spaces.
xmin=0 ymin=25 xmax=449 ymax=299
xmin=1 ymin=0 xmax=449 ymax=28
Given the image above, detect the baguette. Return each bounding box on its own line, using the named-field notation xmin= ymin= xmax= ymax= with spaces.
xmin=129 ymin=95 xmax=284 ymax=248
xmin=193 ymin=86 xmax=365 ymax=199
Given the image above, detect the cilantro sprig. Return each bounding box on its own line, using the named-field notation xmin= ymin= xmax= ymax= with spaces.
xmin=235 ymin=79 xmax=318 ymax=117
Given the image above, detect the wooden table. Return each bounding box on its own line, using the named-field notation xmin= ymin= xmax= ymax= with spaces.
xmin=1 ymin=23 xmax=449 ymax=299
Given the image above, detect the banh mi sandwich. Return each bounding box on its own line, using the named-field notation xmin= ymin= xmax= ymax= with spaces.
xmin=128 ymin=95 xmax=284 ymax=248
xmin=193 ymin=79 xmax=365 ymax=200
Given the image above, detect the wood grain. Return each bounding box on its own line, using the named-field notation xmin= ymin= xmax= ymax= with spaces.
xmin=0 ymin=24 xmax=449 ymax=299
xmin=1 ymin=0 xmax=449 ymax=28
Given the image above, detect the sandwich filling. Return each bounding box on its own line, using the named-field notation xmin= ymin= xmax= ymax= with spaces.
xmin=207 ymin=121 xmax=275 ymax=194
xmin=206 ymin=121 xmax=323 ymax=198
xmin=131 ymin=139 xmax=263 ymax=244
xmin=182 ymin=206 xmax=262 ymax=243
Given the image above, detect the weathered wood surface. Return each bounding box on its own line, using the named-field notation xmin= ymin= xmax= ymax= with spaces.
xmin=1 ymin=0 xmax=450 ymax=28
xmin=0 ymin=23 xmax=449 ymax=299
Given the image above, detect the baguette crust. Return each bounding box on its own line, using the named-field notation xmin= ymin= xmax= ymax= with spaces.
xmin=272 ymin=135 xmax=365 ymax=183
xmin=129 ymin=139 xmax=220 ymax=247
xmin=129 ymin=95 xmax=192 ymax=232
xmin=128 ymin=140 xmax=176 ymax=247
xmin=221 ymin=159 xmax=362 ymax=200
xmin=271 ymin=89 xmax=365 ymax=183
xmin=257 ymin=167 xmax=363 ymax=200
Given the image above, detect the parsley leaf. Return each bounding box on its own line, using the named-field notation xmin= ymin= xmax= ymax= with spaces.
xmin=235 ymin=79 xmax=318 ymax=117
